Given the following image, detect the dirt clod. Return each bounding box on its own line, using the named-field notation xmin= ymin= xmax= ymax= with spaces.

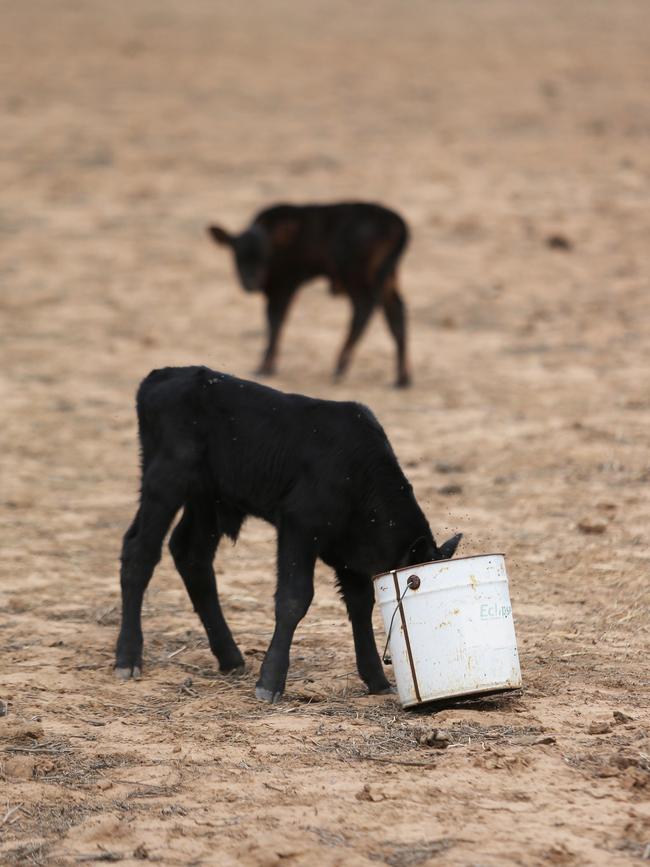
xmin=438 ymin=484 xmax=463 ymax=496
xmin=418 ymin=729 xmax=451 ymax=749
xmin=0 ymin=720 xmax=44 ymax=743
xmin=2 ymin=756 xmax=37 ymax=781
xmin=545 ymin=234 xmax=573 ymax=251
xmin=577 ymin=520 xmax=607 ymax=535
xmin=434 ymin=462 xmax=464 ymax=474
xmin=588 ymin=721 xmax=612 ymax=735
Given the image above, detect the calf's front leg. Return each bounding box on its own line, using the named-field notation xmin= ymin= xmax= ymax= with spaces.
xmin=256 ymin=523 xmax=316 ymax=703
xmin=336 ymin=568 xmax=392 ymax=694
xmin=257 ymin=289 xmax=294 ymax=376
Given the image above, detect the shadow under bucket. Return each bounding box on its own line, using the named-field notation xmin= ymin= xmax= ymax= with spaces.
xmin=374 ymin=553 xmax=522 ymax=709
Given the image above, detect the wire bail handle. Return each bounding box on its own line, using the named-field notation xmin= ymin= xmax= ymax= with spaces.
xmin=382 ymin=573 xmax=420 ymax=665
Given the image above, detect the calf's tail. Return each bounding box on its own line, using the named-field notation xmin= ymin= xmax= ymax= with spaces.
xmin=134 ymin=368 xmax=176 ymax=481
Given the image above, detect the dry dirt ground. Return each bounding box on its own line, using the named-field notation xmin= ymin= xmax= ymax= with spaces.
xmin=1 ymin=1 xmax=650 ymax=865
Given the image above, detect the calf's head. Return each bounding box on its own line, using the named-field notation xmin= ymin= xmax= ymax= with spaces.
xmin=400 ymin=532 xmax=462 ymax=568
xmin=208 ymin=223 xmax=270 ymax=293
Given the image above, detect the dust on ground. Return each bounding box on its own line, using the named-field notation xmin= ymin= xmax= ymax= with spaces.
xmin=1 ymin=2 xmax=649 ymax=865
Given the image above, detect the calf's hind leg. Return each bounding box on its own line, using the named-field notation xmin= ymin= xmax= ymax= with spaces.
xmin=256 ymin=522 xmax=316 ymax=703
xmin=336 ymin=568 xmax=392 ymax=694
xmin=382 ymin=285 xmax=411 ymax=388
xmin=115 ymin=464 xmax=185 ymax=679
xmin=334 ymin=293 xmax=375 ymax=381
xmin=168 ymin=494 xmax=244 ymax=673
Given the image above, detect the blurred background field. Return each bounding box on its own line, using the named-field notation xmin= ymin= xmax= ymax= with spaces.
xmin=1 ymin=2 xmax=649 ymax=865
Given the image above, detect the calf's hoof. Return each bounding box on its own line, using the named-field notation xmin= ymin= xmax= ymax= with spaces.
xmin=394 ymin=375 xmax=412 ymax=389
xmin=114 ymin=665 xmax=141 ymax=681
xmin=221 ymin=663 xmax=246 ymax=677
xmin=371 ymin=685 xmax=397 ymax=695
xmin=255 ymin=685 xmax=282 ymax=704
xmin=218 ymin=649 xmax=246 ymax=675
xmin=366 ymin=677 xmax=395 ymax=695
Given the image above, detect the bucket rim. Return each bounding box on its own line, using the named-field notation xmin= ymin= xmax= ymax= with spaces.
xmin=372 ymin=552 xmax=506 ymax=581
xmin=400 ymin=682 xmax=522 ymax=709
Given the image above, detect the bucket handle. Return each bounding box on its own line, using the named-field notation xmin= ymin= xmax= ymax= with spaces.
xmin=381 ymin=574 xmax=420 ymax=665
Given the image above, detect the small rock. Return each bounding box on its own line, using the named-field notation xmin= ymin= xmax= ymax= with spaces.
xmin=612 ymin=752 xmax=643 ymax=771
xmin=0 ymin=700 xmax=7 ymax=717
xmin=515 ymin=734 xmax=557 ymax=746
xmin=439 ymin=484 xmax=463 ymax=496
xmin=595 ymin=765 xmax=619 ymax=778
xmin=588 ymin=720 xmax=611 ymax=735
xmin=546 ymin=233 xmax=573 ymax=251
xmin=613 ymin=710 xmax=634 ymax=725
xmin=97 ymin=778 xmax=113 ymax=791
xmin=134 ymin=843 xmax=149 ymax=860
xmin=419 ymin=729 xmax=451 ymax=749
xmin=356 ymin=784 xmax=372 ymax=801
xmin=435 ymin=462 xmax=464 ymax=474
xmin=577 ymin=520 xmax=607 ymax=535
xmin=355 ymin=783 xmax=381 ymax=802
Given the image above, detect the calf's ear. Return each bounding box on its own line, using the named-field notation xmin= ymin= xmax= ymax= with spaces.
xmin=437 ymin=533 xmax=462 ymax=560
xmin=207 ymin=224 xmax=233 ymax=246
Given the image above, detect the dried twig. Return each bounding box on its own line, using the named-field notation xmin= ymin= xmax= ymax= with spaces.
xmin=0 ymin=804 xmax=23 ymax=827
xmin=4 ymin=742 xmax=74 ymax=755
xmin=354 ymin=755 xmax=437 ymax=768
xmin=75 ymin=853 xmax=124 ymax=863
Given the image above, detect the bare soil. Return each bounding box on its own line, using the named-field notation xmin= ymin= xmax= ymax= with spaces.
xmin=1 ymin=2 xmax=649 ymax=865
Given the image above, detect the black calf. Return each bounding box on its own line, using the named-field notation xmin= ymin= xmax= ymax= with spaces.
xmin=115 ymin=367 xmax=461 ymax=701
xmin=208 ymin=202 xmax=412 ymax=387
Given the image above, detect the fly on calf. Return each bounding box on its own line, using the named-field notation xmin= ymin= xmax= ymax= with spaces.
xmin=115 ymin=366 xmax=461 ymax=702
xmin=208 ymin=202 xmax=412 ymax=387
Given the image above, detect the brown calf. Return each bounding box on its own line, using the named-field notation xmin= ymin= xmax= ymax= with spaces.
xmin=208 ymin=202 xmax=411 ymax=387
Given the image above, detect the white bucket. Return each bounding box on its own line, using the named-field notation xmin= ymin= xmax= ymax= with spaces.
xmin=374 ymin=554 xmax=522 ymax=708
